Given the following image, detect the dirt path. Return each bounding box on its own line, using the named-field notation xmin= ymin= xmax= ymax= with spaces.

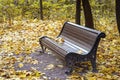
xmin=14 ymin=51 xmax=68 ymax=80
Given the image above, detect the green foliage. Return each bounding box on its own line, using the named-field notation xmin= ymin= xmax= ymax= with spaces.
xmin=0 ymin=0 xmax=76 ymax=21
xmin=90 ymin=0 xmax=115 ymax=25
xmin=42 ymin=0 xmax=75 ymax=20
xmin=0 ymin=0 xmax=116 ymax=22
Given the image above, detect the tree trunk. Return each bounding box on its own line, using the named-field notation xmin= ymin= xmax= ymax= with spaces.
xmin=25 ymin=0 xmax=29 ymax=6
xmin=39 ymin=0 xmax=43 ymax=20
xmin=75 ymin=0 xmax=81 ymax=25
xmin=14 ymin=0 xmax=18 ymax=6
xmin=116 ymin=0 xmax=120 ymax=34
xmin=82 ymin=0 xmax=94 ymax=29
xmin=8 ymin=15 xmax=12 ymax=26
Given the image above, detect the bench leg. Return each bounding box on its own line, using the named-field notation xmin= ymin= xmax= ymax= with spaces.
xmin=90 ymin=59 xmax=98 ymax=72
xmin=41 ymin=45 xmax=46 ymax=53
xmin=65 ymin=59 xmax=74 ymax=75
xmin=40 ymin=43 xmax=46 ymax=53
xmin=65 ymin=61 xmax=74 ymax=75
xmin=39 ymin=38 xmax=46 ymax=53
xmin=65 ymin=67 xmax=73 ymax=75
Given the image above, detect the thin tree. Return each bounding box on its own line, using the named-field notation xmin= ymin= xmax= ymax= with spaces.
xmin=39 ymin=0 xmax=43 ymax=20
xmin=116 ymin=0 xmax=120 ymax=34
xmin=82 ymin=0 xmax=94 ymax=29
xmin=25 ymin=0 xmax=29 ymax=6
xmin=75 ymin=0 xmax=81 ymax=25
xmin=14 ymin=0 xmax=18 ymax=6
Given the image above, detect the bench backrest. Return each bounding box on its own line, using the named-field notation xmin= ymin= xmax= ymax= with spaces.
xmin=59 ymin=22 xmax=105 ymax=54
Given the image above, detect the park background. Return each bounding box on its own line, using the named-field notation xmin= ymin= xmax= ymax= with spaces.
xmin=0 ymin=0 xmax=120 ymax=80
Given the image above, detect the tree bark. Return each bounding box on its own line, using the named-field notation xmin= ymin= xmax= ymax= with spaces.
xmin=25 ymin=0 xmax=29 ymax=6
xmin=82 ymin=0 xmax=94 ymax=29
xmin=116 ymin=0 xmax=120 ymax=34
xmin=39 ymin=0 xmax=43 ymax=20
xmin=75 ymin=0 xmax=81 ymax=25
xmin=14 ymin=0 xmax=18 ymax=6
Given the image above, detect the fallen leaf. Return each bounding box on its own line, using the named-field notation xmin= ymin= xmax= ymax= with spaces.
xmin=77 ymin=50 xmax=83 ymax=54
xmin=57 ymin=64 xmax=63 ymax=68
xmin=18 ymin=63 xmax=24 ymax=68
xmin=44 ymin=64 xmax=55 ymax=70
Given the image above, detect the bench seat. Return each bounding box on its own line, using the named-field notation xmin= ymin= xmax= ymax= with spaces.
xmin=40 ymin=37 xmax=89 ymax=59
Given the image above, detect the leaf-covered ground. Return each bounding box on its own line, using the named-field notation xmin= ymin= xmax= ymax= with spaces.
xmin=0 ymin=19 xmax=120 ymax=80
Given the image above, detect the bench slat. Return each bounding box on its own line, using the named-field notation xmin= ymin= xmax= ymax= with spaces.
xmin=60 ymin=35 xmax=91 ymax=52
xmin=41 ymin=37 xmax=88 ymax=57
xmin=41 ymin=37 xmax=67 ymax=58
xmin=59 ymin=23 xmax=99 ymax=51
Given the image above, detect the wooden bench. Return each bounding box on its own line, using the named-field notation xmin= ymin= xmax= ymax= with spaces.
xmin=39 ymin=22 xmax=106 ymax=75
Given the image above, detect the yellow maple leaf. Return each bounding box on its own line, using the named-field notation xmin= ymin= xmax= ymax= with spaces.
xmin=87 ymin=77 xmax=97 ymax=80
xmin=44 ymin=64 xmax=55 ymax=70
xmin=77 ymin=50 xmax=83 ymax=54
xmin=18 ymin=63 xmax=24 ymax=68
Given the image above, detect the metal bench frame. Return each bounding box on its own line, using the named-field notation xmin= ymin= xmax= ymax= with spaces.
xmin=39 ymin=22 xmax=106 ymax=74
